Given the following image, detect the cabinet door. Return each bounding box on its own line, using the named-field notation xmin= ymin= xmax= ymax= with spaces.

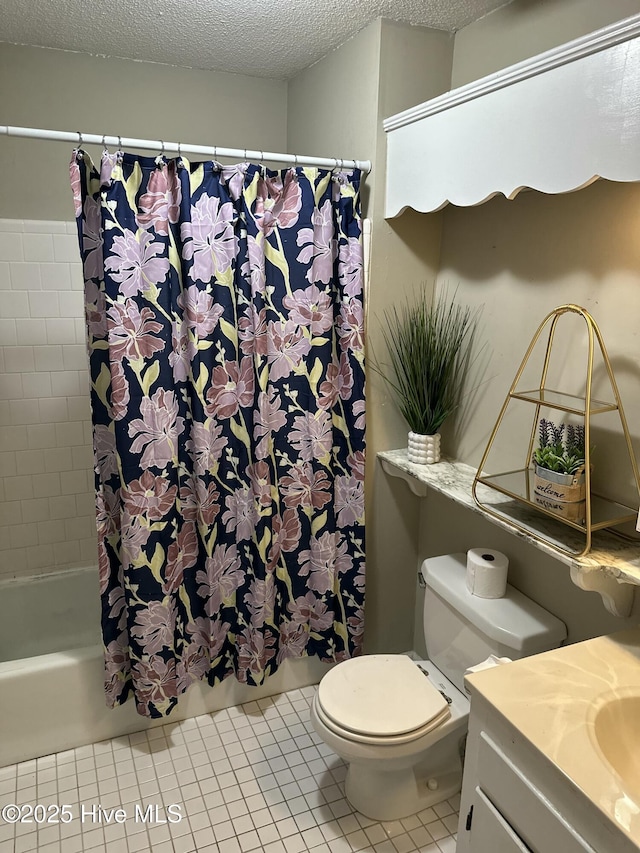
xmin=470 ymin=787 xmax=532 ymax=852
xmin=477 ymin=733 xmax=597 ymax=853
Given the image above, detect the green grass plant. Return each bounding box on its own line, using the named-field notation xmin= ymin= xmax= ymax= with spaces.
xmin=372 ymin=290 xmax=479 ymax=436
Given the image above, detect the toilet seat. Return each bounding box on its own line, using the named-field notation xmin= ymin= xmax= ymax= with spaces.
xmin=315 ymin=655 xmax=451 ymax=746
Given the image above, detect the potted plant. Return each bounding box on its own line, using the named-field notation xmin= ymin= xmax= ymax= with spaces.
xmin=373 ymin=290 xmax=478 ymax=464
xmin=532 ymin=418 xmax=587 ymax=522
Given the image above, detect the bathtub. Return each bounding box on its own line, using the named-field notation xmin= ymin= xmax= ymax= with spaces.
xmin=0 ymin=566 xmax=331 ymax=767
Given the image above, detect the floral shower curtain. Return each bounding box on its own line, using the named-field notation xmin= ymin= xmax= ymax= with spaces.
xmin=71 ymin=150 xmax=365 ymax=717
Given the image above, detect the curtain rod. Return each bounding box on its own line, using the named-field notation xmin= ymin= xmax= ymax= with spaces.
xmin=0 ymin=125 xmax=372 ymax=173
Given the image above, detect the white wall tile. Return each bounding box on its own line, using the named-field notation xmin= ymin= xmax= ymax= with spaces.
xmin=72 ymin=445 xmax=93 ymax=470
xmin=4 ymin=346 xmax=35 ymax=373
xmin=60 ymin=470 xmax=88 ymax=495
xmin=59 ymin=291 xmax=84 ymax=318
xmin=80 ymin=537 xmax=98 ymax=563
xmin=27 ymin=423 xmax=55 ymax=450
xmin=53 ymin=234 xmax=79 ymax=263
xmin=0 ymin=452 xmax=17 ymax=477
xmin=70 ymin=263 xmax=85 ymax=290
xmin=15 ymin=318 xmax=46 ymax=345
xmin=44 ymin=447 xmax=73 ymax=473
xmin=1 ymin=220 xmax=97 ymax=581
xmin=32 ymin=473 xmax=61 ymax=499
xmin=54 ymin=540 xmax=81 ymax=566
xmin=37 ymin=519 xmax=68 ymax=545
xmin=10 ymin=399 xmax=39 ymax=425
xmin=0 ymin=263 xmax=11 ymax=290
xmin=23 ymin=233 xmax=55 ymax=263
xmin=62 ymin=344 xmax=88 ymax=371
xmin=26 ymin=543 xmax=55 ymax=570
xmin=0 ymin=374 xmax=23 ymax=400
xmin=39 ymin=397 xmax=69 ymax=423
xmin=23 ymin=220 xmax=66 ymax=234
xmin=4 ymin=476 xmax=34 ymax=501
xmin=11 ymin=524 xmax=35 ymax=549
xmin=64 ymin=516 xmax=94 ymax=540
xmin=34 ymin=345 xmax=64 ymax=372
xmin=0 ymin=425 xmax=29 ymax=450
xmin=78 ymin=370 xmax=90 ymax=395
xmin=0 ymin=291 xmax=29 ymax=318
xmin=50 ymin=370 xmax=80 ymax=397
xmin=46 ymin=318 xmax=76 ymax=345
xmin=67 ymin=395 xmax=90 ymax=422
xmin=15 ymin=449 xmax=45 ymax=476
xmin=22 ymin=372 xmax=52 ymax=399
xmin=0 ymin=319 xmax=18 ymax=345
xmin=41 ymin=262 xmax=72 ymax=291
xmin=21 ymin=497 xmax=51 ymax=523
xmin=0 ymin=501 xmax=22 ymax=526
xmin=10 ymin=263 xmax=42 ymax=291
xmin=49 ymin=495 xmax=78 ymax=520
xmin=0 ymin=232 xmax=24 ymax=261
xmin=0 ymin=219 xmax=24 ymax=232
xmin=55 ymin=421 xmax=84 ymax=448
xmin=28 ymin=291 xmax=59 ymax=318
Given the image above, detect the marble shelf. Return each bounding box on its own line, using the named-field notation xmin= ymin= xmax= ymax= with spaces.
xmin=378 ymin=449 xmax=640 ymax=617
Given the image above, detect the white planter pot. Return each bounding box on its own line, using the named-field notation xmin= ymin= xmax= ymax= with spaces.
xmin=407 ymin=432 xmax=441 ymax=465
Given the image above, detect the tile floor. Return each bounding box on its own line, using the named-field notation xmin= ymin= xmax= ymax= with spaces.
xmin=0 ymin=686 xmax=459 ymax=853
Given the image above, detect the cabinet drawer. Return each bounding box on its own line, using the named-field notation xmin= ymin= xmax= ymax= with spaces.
xmin=471 ymin=786 xmax=532 ymax=852
xmin=477 ymin=732 xmax=596 ymax=853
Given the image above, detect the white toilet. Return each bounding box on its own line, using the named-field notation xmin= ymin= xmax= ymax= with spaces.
xmin=311 ymin=553 xmax=567 ymax=821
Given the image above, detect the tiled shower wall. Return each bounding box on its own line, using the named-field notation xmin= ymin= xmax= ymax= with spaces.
xmin=0 ymin=219 xmax=97 ymax=581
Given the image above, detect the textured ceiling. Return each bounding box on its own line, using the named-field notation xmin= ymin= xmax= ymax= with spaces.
xmin=0 ymin=0 xmax=512 ymax=79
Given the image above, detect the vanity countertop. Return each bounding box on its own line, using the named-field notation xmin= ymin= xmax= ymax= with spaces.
xmin=467 ymin=629 xmax=640 ymax=846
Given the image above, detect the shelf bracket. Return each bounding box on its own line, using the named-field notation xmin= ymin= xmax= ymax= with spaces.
xmin=379 ymin=457 xmax=429 ymax=497
xmin=569 ymin=564 xmax=635 ymax=617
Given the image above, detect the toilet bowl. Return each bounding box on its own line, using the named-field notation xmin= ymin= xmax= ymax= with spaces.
xmin=310 ymin=654 xmax=469 ymax=821
xmin=310 ymin=553 xmax=567 ymax=822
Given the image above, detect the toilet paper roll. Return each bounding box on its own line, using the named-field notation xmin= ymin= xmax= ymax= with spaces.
xmin=466 ymin=548 xmax=509 ymax=599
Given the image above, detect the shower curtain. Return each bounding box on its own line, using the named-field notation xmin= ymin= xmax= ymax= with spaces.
xmin=71 ymin=150 xmax=366 ymax=717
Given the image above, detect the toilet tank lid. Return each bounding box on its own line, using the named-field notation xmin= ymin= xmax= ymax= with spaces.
xmin=421 ymin=553 xmax=567 ymax=653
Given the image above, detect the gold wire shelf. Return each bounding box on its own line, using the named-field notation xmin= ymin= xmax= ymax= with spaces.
xmin=472 ymin=304 xmax=640 ymax=558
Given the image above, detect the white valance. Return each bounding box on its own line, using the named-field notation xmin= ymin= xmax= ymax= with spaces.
xmin=384 ymin=14 xmax=640 ymax=216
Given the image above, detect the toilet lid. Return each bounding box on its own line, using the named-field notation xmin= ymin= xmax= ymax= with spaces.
xmin=317 ymin=655 xmax=449 ymax=737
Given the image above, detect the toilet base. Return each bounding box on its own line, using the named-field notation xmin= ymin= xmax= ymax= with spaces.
xmin=311 ymin=658 xmax=470 ymax=822
xmin=344 ymin=734 xmax=464 ymax=821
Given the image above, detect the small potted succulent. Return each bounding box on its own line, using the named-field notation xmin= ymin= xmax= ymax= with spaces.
xmin=532 ymin=418 xmax=587 ymax=522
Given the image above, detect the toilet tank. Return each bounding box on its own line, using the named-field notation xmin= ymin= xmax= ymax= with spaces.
xmin=421 ymin=553 xmax=567 ymax=693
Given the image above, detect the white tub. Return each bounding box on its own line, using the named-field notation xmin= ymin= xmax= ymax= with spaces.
xmin=0 ymin=566 xmax=330 ymax=767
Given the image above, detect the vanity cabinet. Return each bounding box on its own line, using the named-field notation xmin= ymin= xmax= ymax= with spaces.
xmin=457 ymin=689 xmax=638 ymax=853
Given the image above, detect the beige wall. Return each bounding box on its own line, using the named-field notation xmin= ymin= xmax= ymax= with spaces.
xmin=0 ymin=43 xmax=288 ymax=584
xmin=452 ymin=0 xmax=640 ymax=87
xmin=0 ymin=43 xmax=287 ymax=221
xmin=289 ymin=20 xmax=454 ymax=654
xmin=426 ymin=0 xmax=640 ymax=640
